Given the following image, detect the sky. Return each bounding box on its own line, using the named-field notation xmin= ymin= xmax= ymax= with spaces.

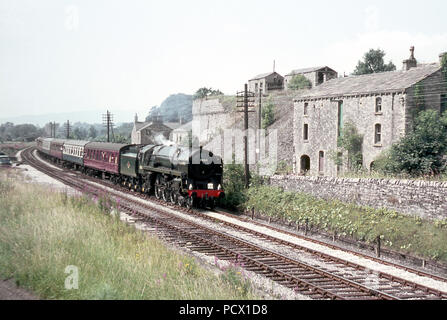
xmin=1 ymin=0 xmax=446 ymax=124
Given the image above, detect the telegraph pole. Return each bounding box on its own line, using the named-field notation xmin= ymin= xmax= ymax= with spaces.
xmin=64 ymin=120 xmax=71 ymax=139
xmin=102 ymin=110 xmax=115 ymax=142
xmin=236 ymin=84 xmax=255 ymax=188
xmin=257 ymin=88 xmax=262 ymax=168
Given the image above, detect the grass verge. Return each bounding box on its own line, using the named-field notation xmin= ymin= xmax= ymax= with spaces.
xmin=245 ymin=185 xmax=447 ymax=262
xmin=0 ymin=173 xmax=258 ymax=300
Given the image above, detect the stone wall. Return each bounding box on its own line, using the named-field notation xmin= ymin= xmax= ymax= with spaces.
xmin=270 ymin=175 xmax=447 ymax=220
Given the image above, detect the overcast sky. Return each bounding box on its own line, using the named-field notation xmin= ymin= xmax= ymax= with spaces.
xmin=1 ymin=0 xmax=446 ymax=123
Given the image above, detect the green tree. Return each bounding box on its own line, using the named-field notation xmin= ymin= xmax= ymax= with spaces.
xmin=335 ymin=121 xmax=363 ymax=171
xmin=261 ymin=97 xmax=275 ymax=129
xmin=88 ymin=126 xmax=97 ymax=139
xmin=287 ymin=74 xmax=312 ymax=90
xmin=73 ymin=127 xmax=87 ymax=140
xmin=353 ymin=49 xmax=396 ymax=75
xmin=193 ymin=87 xmax=223 ymax=100
xmin=375 ymin=110 xmax=447 ymax=176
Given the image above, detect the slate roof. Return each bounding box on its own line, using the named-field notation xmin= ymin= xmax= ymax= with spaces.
xmin=173 ymin=121 xmax=192 ymax=132
xmin=164 ymin=122 xmax=183 ymax=130
xmin=134 ymin=121 xmax=177 ymax=132
xmin=286 ymin=66 xmax=331 ymax=76
xmin=249 ymin=72 xmax=282 ymax=81
xmin=296 ymin=63 xmax=441 ymax=100
xmin=133 ymin=121 xmax=148 ymax=131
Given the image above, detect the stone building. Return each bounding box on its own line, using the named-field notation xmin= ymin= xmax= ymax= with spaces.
xmin=248 ymin=72 xmax=284 ymax=94
xmin=284 ymin=66 xmax=338 ymax=89
xmin=171 ymin=121 xmax=192 ymax=145
xmin=131 ymin=114 xmax=173 ymax=145
xmin=293 ymin=48 xmax=447 ymax=176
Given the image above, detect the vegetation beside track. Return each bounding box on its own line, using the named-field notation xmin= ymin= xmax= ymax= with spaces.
xmin=244 ymin=185 xmax=447 ymax=263
xmin=0 ymin=172 xmax=257 ymax=300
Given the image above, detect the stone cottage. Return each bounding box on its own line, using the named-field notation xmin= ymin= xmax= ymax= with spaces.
xmin=293 ymin=48 xmax=447 ymax=176
xmin=131 ymin=114 xmax=173 ymax=145
xmin=248 ymin=72 xmax=284 ymax=94
xmin=171 ymin=121 xmax=192 ymax=145
xmin=284 ymin=66 xmax=338 ymax=89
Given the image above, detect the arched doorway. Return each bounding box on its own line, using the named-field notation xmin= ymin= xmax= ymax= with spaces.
xmin=300 ymin=155 xmax=310 ymax=173
xmin=370 ymin=161 xmax=376 ymax=172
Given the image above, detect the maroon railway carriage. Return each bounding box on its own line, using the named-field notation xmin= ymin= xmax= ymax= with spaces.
xmin=83 ymin=142 xmax=129 ymax=176
xmin=49 ymin=139 xmax=67 ymax=160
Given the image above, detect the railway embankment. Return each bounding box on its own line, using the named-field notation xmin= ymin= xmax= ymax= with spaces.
xmin=244 ymin=184 xmax=447 ymax=265
xmin=0 ymin=172 xmax=258 ymax=300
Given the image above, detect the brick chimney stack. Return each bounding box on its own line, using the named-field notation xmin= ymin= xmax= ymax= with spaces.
xmin=403 ymin=46 xmax=417 ymax=71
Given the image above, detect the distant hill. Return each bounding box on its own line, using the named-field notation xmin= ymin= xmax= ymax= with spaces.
xmin=147 ymin=94 xmax=193 ymax=123
xmin=0 ymin=110 xmax=136 ymax=127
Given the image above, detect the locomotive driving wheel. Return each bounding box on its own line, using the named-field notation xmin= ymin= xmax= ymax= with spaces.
xmin=186 ymin=196 xmax=194 ymax=209
xmin=155 ymin=186 xmax=161 ymax=199
xmin=162 ymin=189 xmax=168 ymax=202
xmin=169 ymin=191 xmax=177 ymax=204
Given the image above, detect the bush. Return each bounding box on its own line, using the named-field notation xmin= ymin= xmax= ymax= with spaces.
xmin=220 ymin=164 xmax=265 ymax=210
xmin=374 ymin=110 xmax=447 ymax=176
xmin=287 ymin=74 xmax=312 ymax=90
xmin=261 ymin=97 xmax=275 ymax=129
xmin=220 ymin=164 xmax=247 ymax=210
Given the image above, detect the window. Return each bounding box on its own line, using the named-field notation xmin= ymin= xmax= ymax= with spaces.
xmin=337 ymin=101 xmax=343 ymax=137
xmin=304 ymin=103 xmax=308 ymax=115
xmin=374 ymin=124 xmax=382 ymax=144
xmin=319 ymin=151 xmax=324 ymax=173
xmin=303 ymin=124 xmax=309 ymax=141
xmin=255 ymin=83 xmax=258 ymax=92
xmin=375 ymin=97 xmax=382 ymax=113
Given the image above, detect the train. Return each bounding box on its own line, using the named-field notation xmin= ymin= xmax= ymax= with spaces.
xmin=35 ymin=138 xmax=224 ymax=208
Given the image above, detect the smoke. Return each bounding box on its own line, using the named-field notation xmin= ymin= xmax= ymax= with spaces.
xmin=154 ymin=133 xmax=175 ymax=146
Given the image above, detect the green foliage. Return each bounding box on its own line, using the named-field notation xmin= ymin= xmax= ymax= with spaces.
xmin=147 ymin=94 xmax=193 ymax=123
xmin=335 ymin=121 xmax=363 ymax=171
xmin=374 ymin=110 xmax=447 ymax=176
xmin=193 ymin=87 xmax=224 ymax=100
xmin=261 ymin=97 xmax=275 ymax=129
xmin=73 ymin=127 xmax=87 ymax=140
xmin=219 ymin=163 xmax=266 ymax=210
xmin=0 ymin=122 xmax=44 ymax=142
xmin=275 ymin=160 xmax=293 ymax=175
xmin=220 ymin=164 xmax=247 ymax=210
xmin=88 ymin=126 xmax=97 ymax=139
xmin=245 ymin=185 xmax=447 ymax=262
xmin=353 ymin=49 xmax=396 ymax=75
xmin=287 ymin=74 xmax=312 ymax=90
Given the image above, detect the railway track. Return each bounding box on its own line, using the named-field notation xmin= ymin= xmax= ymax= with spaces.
xmin=20 ymin=147 xmax=447 ymax=300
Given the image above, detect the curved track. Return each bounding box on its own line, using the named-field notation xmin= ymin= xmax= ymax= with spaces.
xmin=21 ymin=147 xmax=447 ymax=300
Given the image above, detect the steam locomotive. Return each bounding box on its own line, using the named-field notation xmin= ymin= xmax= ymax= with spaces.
xmin=36 ymin=138 xmax=224 ymax=208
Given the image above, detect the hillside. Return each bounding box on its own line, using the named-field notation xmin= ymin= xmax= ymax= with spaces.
xmin=147 ymin=94 xmax=193 ymax=123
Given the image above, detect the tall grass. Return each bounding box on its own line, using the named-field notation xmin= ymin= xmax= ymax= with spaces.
xmin=0 ymin=173 xmax=258 ymax=300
